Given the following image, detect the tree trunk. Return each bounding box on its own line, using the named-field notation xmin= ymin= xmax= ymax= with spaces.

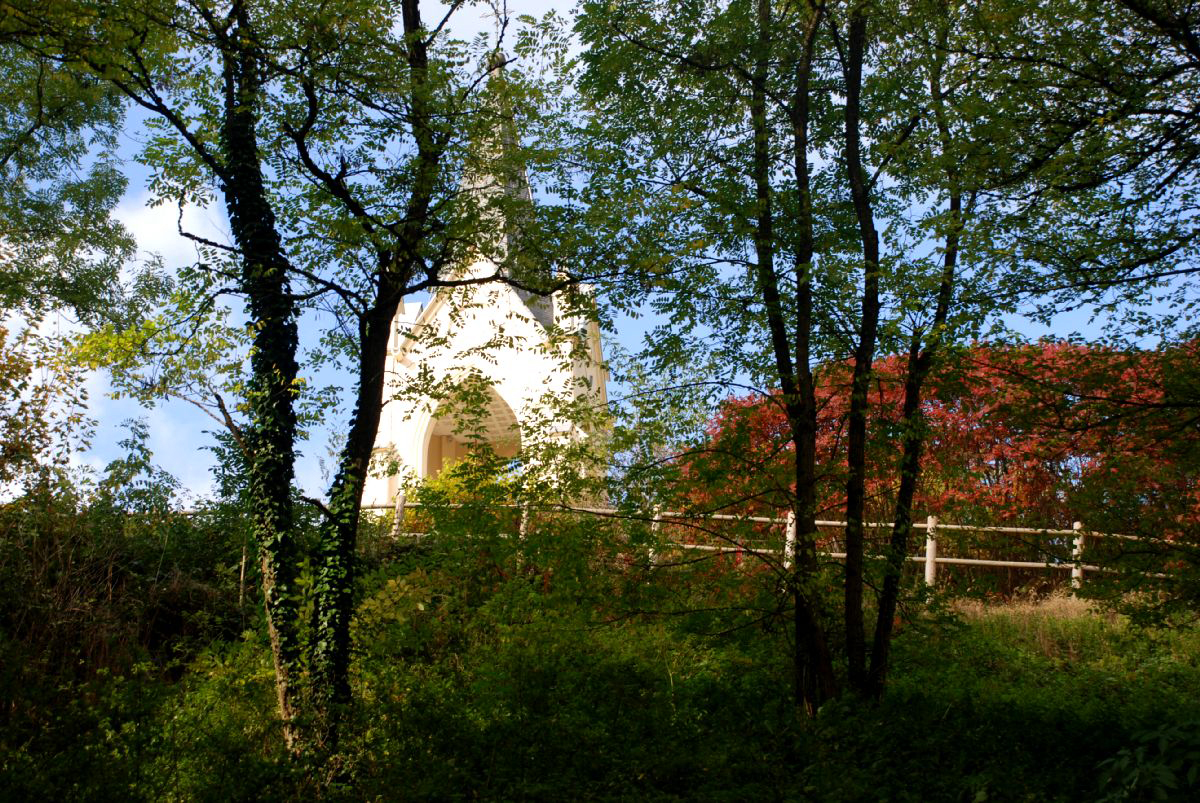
xmin=840 ymin=7 xmax=881 ymax=693
xmin=305 ymin=0 xmax=443 ymax=747
xmin=787 ymin=1 xmax=836 ymax=712
xmin=865 ymin=209 xmax=957 ymax=696
xmin=220 ymin=9 xmax=303 ymax=749
xmin=749 ymin=0 xmax=836 ymax=712
xmin=867 ymin=31 xmax=964 ymax=697
xmin=309 ymin=296 xmax=397 ymax=744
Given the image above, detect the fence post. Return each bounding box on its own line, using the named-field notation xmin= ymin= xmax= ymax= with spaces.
xmin=647 ymin=505 xmax=663 ymax=564
xmin=1071 ymin=521 xmax=1085 ymax=590
xmin=519 ymin=503 xmax=532 ymax=539
xmin=238 ymin=540 xmax=247 ymax=608
xmin=924 ymin=515 xmax=938 ymax=586
xmin=784 ymin=510 xmax=797 ymax=570
xmin=389 ymin=491 xmax=407 ymax=539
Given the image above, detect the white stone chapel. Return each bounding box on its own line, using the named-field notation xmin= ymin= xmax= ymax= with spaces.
xmin=360 ymin=72 xmax=607 ymax=508
xmin=360 ymin=271 xmax=608 ymax=508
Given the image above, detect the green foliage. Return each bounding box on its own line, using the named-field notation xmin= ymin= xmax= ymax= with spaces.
xmin=0 ymin=40 xmax=133 ymax=322
xmin=0 ymin=325 xmax=94 ymax=493
xmin=333 ymin=507 xmax=803 ymax=800
xmin=0 ymin=466 xmax=266 ymax=799
xmin=0 ymin=483 xmax=250 ymax=684
xmin=802 ymin=602 xmax=1200 ymax=802
xmin=1098 ymin=722 xmax=1200 ymax=803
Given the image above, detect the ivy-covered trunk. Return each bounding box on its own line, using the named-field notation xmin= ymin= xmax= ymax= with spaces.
xmin=306 ymin=0 xmax=442 ymax=747
xmin=219 ymin=9 xmax=303 ymax=749
xmin=308 ymin=294 xmax=397 ymax=745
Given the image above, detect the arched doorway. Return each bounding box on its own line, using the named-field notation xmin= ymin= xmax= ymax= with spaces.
xmin=422 ymin=386 xmax=521 ymax=478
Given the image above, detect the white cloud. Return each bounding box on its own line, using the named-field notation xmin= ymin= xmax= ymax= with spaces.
xmin=114 ymin=190 xmax=229 ymax=272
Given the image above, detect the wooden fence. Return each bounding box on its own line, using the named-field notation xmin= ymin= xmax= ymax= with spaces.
xmin=363 ymin=499 xmax=1138 ymax=588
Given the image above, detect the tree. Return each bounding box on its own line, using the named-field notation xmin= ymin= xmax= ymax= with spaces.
xmin=3 ymin=0 xmax=581 ymax=751
xmin=0 ymin=326 xmax=93 ymax=494
xmin=0 ymin=34 xmax=134 ymax=322
xmin=578 ymin=0 xmax=845 ymax=708
xmin=956 ymin=0 xmax=1200 ymax=329
xmin=576 ymin=0 xmax=1197 ymax=705
xmin=697 ymin=341 xmax=1197 ymax=525
xmin=577 ymin=0 xmax=1001 ymax=705
xmin=953 ymin=0 xmax=1200 ymax=616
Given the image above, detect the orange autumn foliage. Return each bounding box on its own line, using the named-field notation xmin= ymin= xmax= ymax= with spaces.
xmin=682 ymin=341 xmax=1200 ymax=534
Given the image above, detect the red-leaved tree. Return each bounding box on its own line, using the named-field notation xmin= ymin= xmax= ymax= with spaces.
xmin=678 ymin=341 xmax=1200 ymax=594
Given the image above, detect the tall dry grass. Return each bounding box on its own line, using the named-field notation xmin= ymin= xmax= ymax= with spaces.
xmin=952 ymin=592 xmax=1126 ymax=662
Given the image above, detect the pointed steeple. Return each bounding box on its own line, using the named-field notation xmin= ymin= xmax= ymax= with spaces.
xmin=462 ymin=50 xmax=532 ymax=210
xmin=458 ymin=51 xmax=554 ymax=326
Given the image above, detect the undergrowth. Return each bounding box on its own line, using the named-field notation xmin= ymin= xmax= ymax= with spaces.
xmin=3 ymin=507 xmax=1199 ymax=802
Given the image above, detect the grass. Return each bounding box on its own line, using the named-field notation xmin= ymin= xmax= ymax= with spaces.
xmin=837 ymin=593 xmax=1200 ymax=803
xmin=954 ymin=592 xmax=1133 ymax=667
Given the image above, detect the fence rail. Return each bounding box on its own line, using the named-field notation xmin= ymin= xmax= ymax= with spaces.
xmin=362 ymin=500 xmax=1142 ymax=588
